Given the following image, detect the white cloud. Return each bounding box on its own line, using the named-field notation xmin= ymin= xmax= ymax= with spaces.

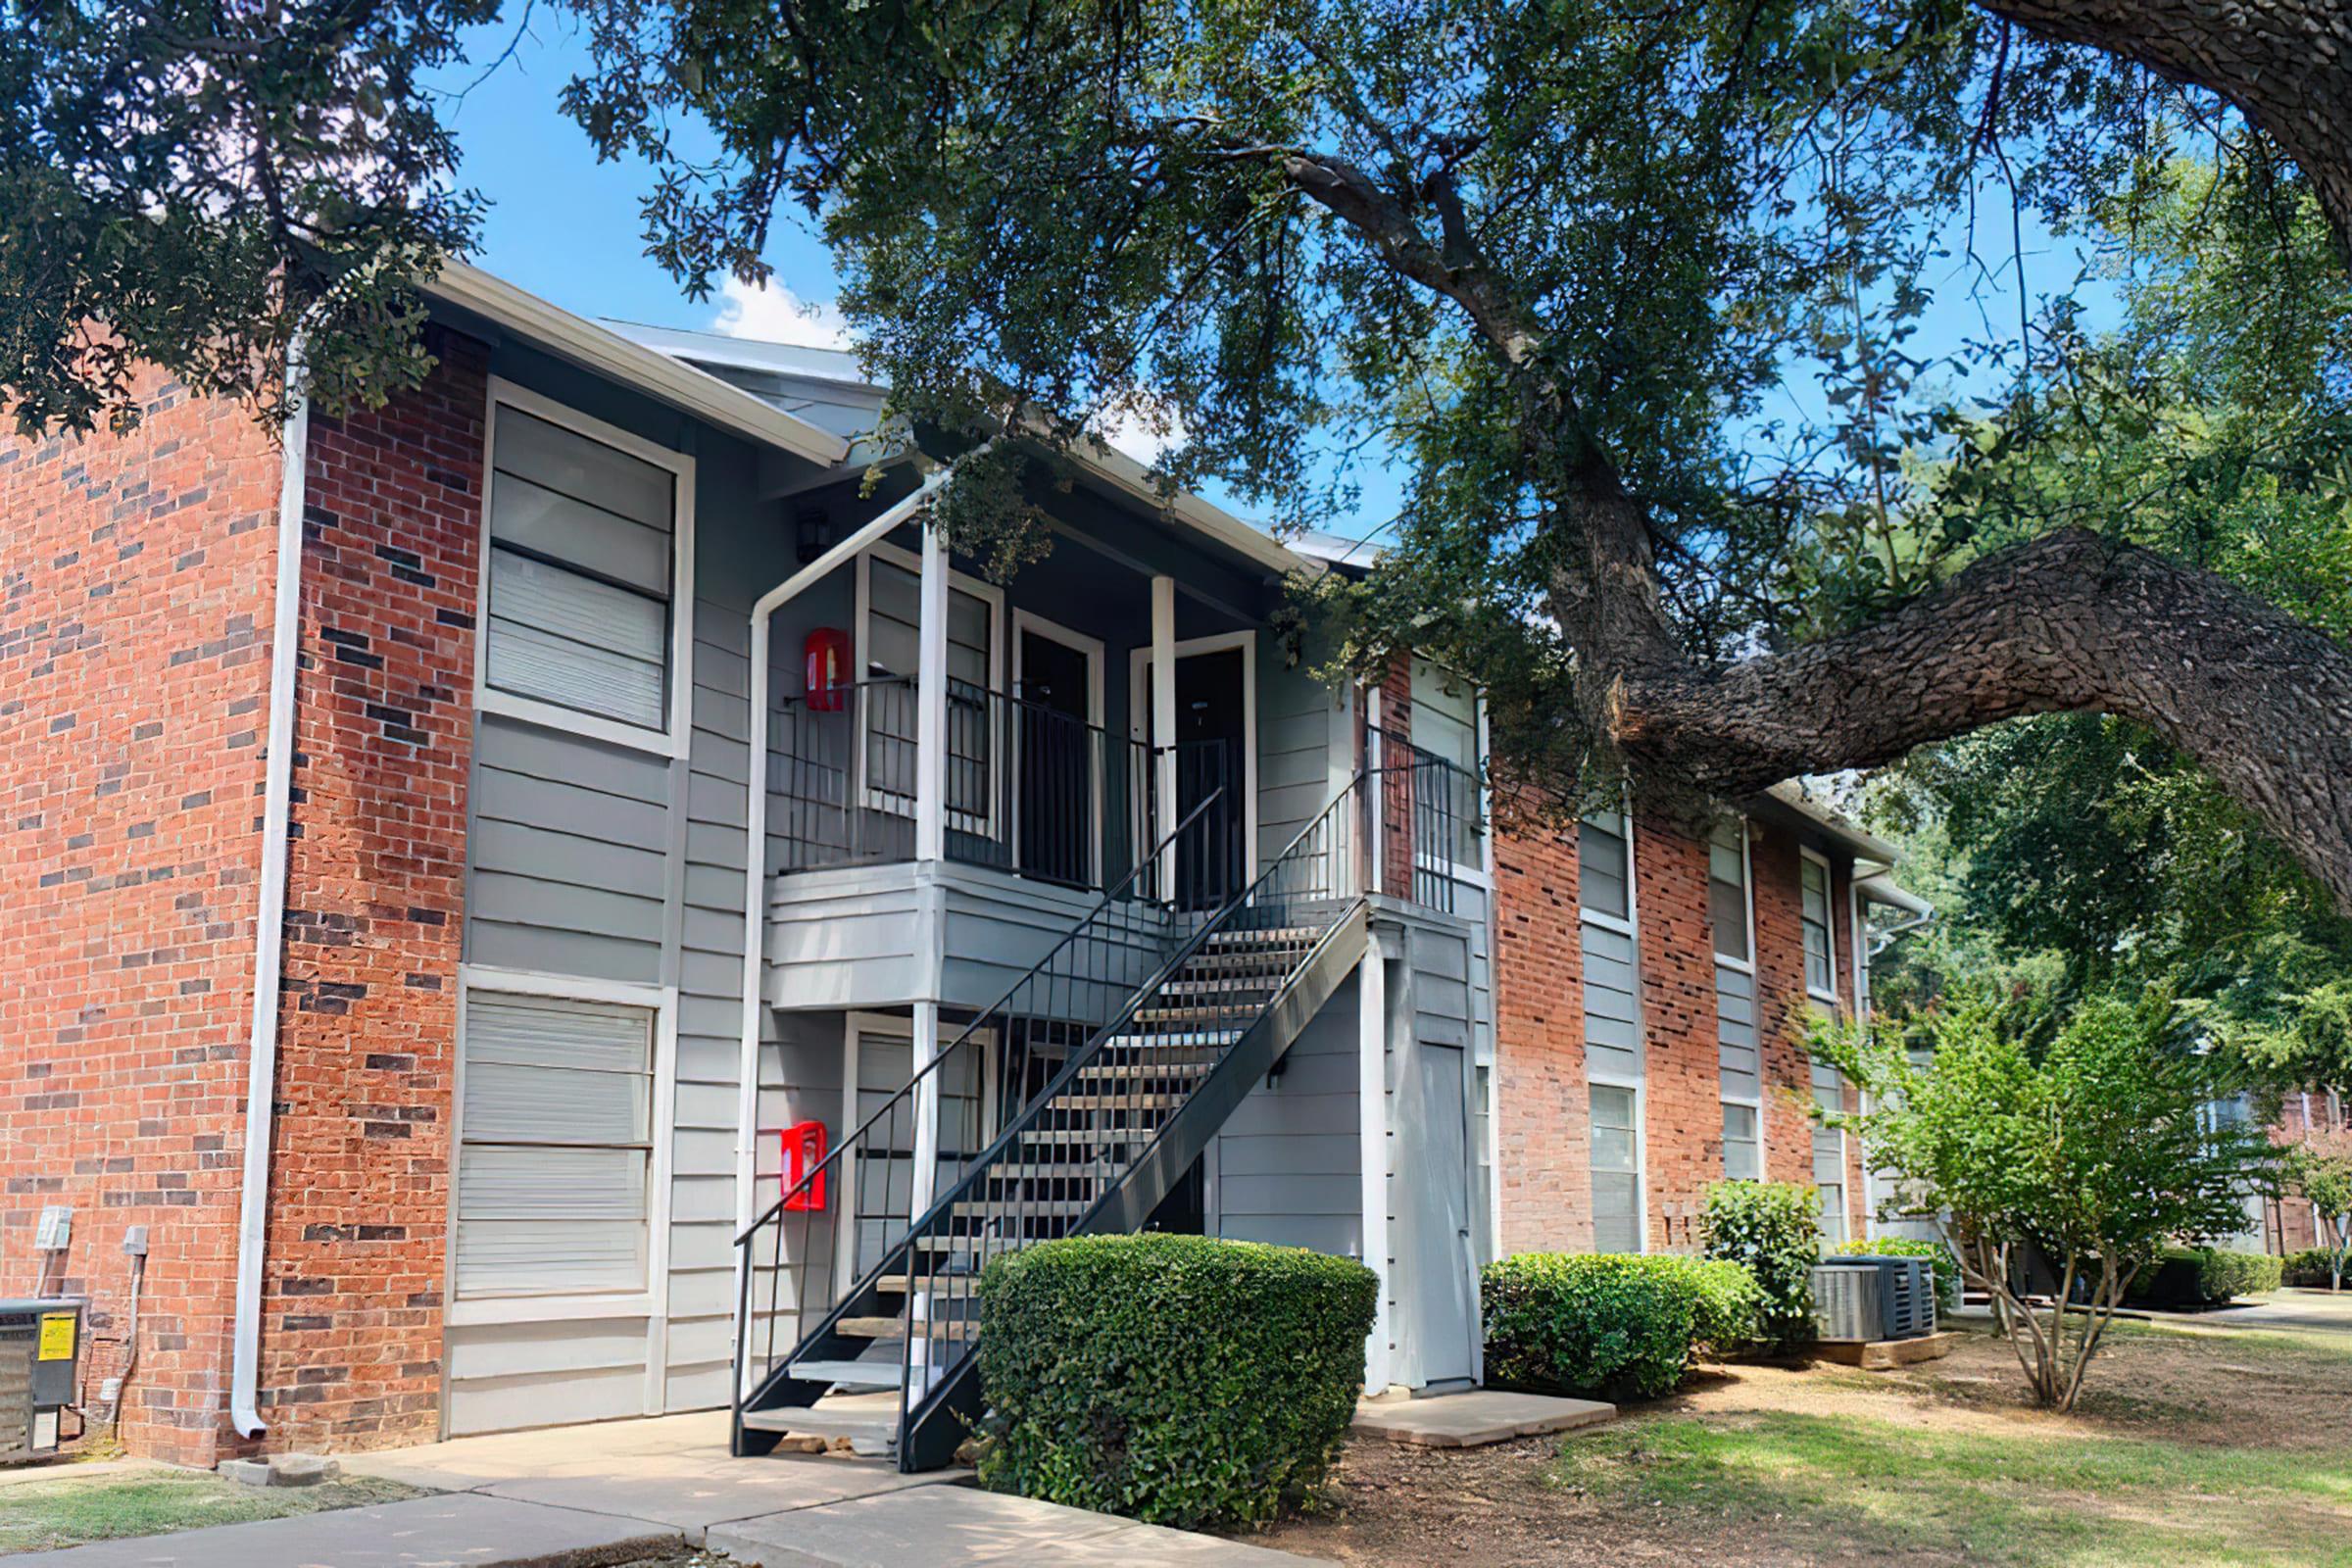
xmin=1089 ymin=390 xmax=1188 ymax=467
xmin=710 ymin=274 xmax=852 ymax=349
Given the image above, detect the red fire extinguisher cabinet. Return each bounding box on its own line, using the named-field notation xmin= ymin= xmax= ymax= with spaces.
xmin=779 ymin=1121 xmax=827 ymax=1211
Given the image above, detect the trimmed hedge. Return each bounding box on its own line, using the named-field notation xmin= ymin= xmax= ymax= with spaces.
xmin=1837 ymin=1237 xmax=1961 ymax=1312
xmin=2131 ymin=1246 xmax=2284 ymax=1306
xmin=975 ymin=1234 xmax=1376 ymax=1531
xmin=1700 ymin=1181 xmax=1822 ymax=1350
xmin=2284 ymin=1247 xmax=2346 ymax=1288
xmin=1483 ymin=1252 xmax=1761 ymax=1402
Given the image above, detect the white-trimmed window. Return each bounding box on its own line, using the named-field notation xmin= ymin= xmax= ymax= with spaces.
xmin=1579 ymin=808 xmax=1634 ymax=927
xmin=1812 ymin=1056 xmax=1848 ymax=1245
xmin=1590 ymin=1083 xmax=1642 ymax=1253
xmin=1407 ymin=658 xmax=1485 ymax=882
xmin=856 ymin=542 xmax=1003 ymax=834
xmin=1799 ymin=849 xmax=1838 ymax=1002
xmin=477 ymin=382 xmax=694 ymax=757
xmin=1711 ymin=818 xmax=1763 ymax=1178
xmin=454 ymin=981 xmax=662 ymax=1302
xmin=1723 ymin=1102 xmax=1762 ymax=1181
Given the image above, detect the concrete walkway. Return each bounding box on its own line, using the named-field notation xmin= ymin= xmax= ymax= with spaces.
xmin=1351 ymin=1389 xmax=1613 ymax=1447
xmin=12 ymin=1410 xmax=1317 ymax=1567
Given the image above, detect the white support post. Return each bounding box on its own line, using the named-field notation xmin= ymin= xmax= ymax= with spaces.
xmin=909 ymin=1000 xmax=941 ymax=1217
xmin=1357 ymin=928 xmax=1393 ymax=1396
xmin=1150 ymin=574 xmax=1178 ymax=893
xmin=915 ymin=517 xmax=951 ymax=862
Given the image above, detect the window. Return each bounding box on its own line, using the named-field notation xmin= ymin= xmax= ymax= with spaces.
xmin=1579 ymin=809 xmax=1632 ymax=924
xmin=456 ymin=988 xmax=658 ymax=1298
xmin=1811 ymin=1054 xmax=1847 ymax=1245
xmin=1591 ymin=1083 xmax=1642 ymax=1253
xmin=1408 ymin=659 xmax=1484 ymax=877
xmin=1723 ymin=1102 xmax=1761 ymax=1181
xmin=479 ymin=386 xmax=691 ymax=753
xmin=1800 ymin=851 xmax=1837 ymax=1000
xmin=1708 ymin=819 xmax=1750 ymax=965
xmin=857 ymin=544 xmax=1002 ymax=831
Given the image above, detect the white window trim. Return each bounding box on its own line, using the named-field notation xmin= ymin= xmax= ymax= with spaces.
xmin=473 ymin=377 xmax=697 ymax=761
xmin=1010 ymin=609 xmax=1106 ymax=888
xmin=1126 ymin=629 xmax=1259 ymax=876
xmin=1587 ymin=1070 xmax=1649 ymax=1254
xmin=1576 ymin=808 xmax=1637 ymax=938
xmin=1404 ymin=659 xmax=1490 ymax=893
xmin=855 ymin=540 xmax=1006 ymax=840
xmin=445 ymin=964 xmax=679 ymax=1332
xmin=1799 ymin=846 xmax=1841 ymax=1006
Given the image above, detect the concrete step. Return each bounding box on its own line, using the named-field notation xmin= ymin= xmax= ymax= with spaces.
xmin=1019 ymin=1128 xmax=1146 ymax=1146
xmin=1052 ymin=1093 xmax=1182 ymax=1112
xmin=1130 ymin=1004 xmax=1248 ymax=1027
xmin=787 ymin=1357 xmax=903 ymax=1390
xmin=1101 ymin=1029 xmax=1241 ymax=1051
xmin=951 ymin=1198 xmax=1091 ymax=1221
xmin=979 ymin=1160 xmax=1107 ymax=1181
xmin=1158 ymin=976 xmax=1281 ymax=998
xmin=834 ymin=1315 xmax=906 ymax=1339
xmin=1205 ymin=925 xmax=1322 ymax=948
xmin=740 ymin=1404 xmax=900 ymax=1453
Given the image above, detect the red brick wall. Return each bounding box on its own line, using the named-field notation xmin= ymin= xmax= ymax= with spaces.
xmin=252 ymin=329 xmax=485 ymax=1452
xmin=0 ymin=370 xmax=284 ymax=1465
xmin=1631 ymin=814 xmax=1718 ymax=1253
xmin=1494 ymin=811 xmax=1593 ymax=1252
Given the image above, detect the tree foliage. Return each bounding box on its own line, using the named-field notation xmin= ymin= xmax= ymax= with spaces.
xmin=1815 ymin=989 xmax=2279 ymax=1410
xmin=2285 ymin=1132 xmax=2352 ymax=1293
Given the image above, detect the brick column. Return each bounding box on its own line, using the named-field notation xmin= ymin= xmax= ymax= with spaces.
xmin=253 ymin=330 xmax=487 ymax=1451
xmin=1493 ymin=802 xmax=1592 ymax=1253
xmin=1633 ymin=815 xmax=1718 ymax=1252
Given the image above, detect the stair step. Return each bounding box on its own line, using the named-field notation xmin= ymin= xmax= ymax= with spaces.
xmin=1178 ymin=951 xmax=1301 ymax=976
xmin=787 ymin=1357 xmax=903 ymax=1389
xmin=1205 ymin=925 xmax=1322 ymax=948
xmin=834 ymin=1316 xmax=906 ymax=1338
xmin=1102 ymin=1029 xmax=1241 ymax=1050
xmin=911 ymin=1234 xmax=1023 ymax=1258
xmin=741 ymin=1405 xmax=899 ymax=1448
xmin=1157 ymin=978 xmax=1280 ymax=999
xmin=952 ymin=1198 xmax=1092 ymax=1219
xmin=1077 ymin=1059 xmax=1213 ymax=1083
xmin=980 ymin=1161 xmax=1107 ymax=1181
xmin=1052 ymin=1093 xmax=1183 ymax=1112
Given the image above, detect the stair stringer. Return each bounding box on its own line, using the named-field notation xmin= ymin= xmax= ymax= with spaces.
xmin=896 ymin=902 xmax=1371 ymax=1470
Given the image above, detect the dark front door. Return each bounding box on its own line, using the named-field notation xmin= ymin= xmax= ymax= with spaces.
xmin=1017 ymin=629 xmax=1094 ymax=887
xmin=1173 ymin=649 xmax=1247 ymax=907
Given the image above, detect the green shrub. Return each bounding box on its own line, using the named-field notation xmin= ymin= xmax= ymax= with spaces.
xmin=2195 ymin=1248 xmax=2282 ymax=1299
xmin=1482 ymin=1252 xmax=1760 ymax=1402
xmin=1837 ymin=1237 xmax=1961 ymax=1312
xmin=2283 ymin=1247 xmax=2343 ymax=1288
xmin=1701 ymin=1181 xmax=1822 ymax=1349
xmin=975 ymin=1234 xmax=1376 ymax=1531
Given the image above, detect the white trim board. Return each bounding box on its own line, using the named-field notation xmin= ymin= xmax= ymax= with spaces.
xmin=473 ymin=376 xmax=699 ymax=760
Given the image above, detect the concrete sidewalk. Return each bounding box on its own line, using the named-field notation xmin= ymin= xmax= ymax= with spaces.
xmin=11 ymin=1410 xmax=1317 ymax=1567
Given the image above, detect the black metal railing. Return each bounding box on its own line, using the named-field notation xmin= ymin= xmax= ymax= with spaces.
xmin=731 ymin=787 xmax=1235 ymax=1419
xmin=885 ymin=770 xmax=1374 ymax=1453
xmin=770 ymin=676 xmax=1168 ymax=894
xmin=1366 ymin=726 xmax=1484 ymax=915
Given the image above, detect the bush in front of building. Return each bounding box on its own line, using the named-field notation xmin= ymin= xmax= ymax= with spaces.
xmin=1837 ymin=1237 xmax=1961 ymax=1312
xmin=2130 ymin=1246 xmax=2284 ymax=1306
xmin=974 ymin=1234 xmax=1376 ymax=1531
xmin=1700 ymin=1180 xmax=1823 ymax=1350
xmin=1482 ymin=1253 xmax=1761 ymax=1402
xmin=2284 ymin=1247 xmax=2343 ymax=1288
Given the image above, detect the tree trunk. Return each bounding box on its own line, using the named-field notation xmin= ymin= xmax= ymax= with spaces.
xmin=1974 ymin=0 xmax=2352 ymax=254
xmin=1566 ymin=528 xmax=2352 ymax=909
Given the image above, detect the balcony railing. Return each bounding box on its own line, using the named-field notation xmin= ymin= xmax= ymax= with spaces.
xmin=768 ymin=676 xmax=1237 ymax=902
xmin=1367 ymin=726 xmax=1485 ymax=915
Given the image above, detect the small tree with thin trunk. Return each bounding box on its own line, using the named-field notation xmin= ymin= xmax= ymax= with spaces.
xmin=2285 ymin=1132 xmax=2352 ymax=1294
xmin=1814 ymin=993 xmax=2277 ymax=1411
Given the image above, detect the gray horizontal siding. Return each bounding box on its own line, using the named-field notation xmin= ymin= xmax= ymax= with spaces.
xmin=1213 ymin=968 xmax=1362 ymax=1260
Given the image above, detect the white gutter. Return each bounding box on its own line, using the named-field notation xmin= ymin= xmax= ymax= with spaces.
xmin=229 ymin=362 xmax=312 ymax=1440
xmin=732 ymin=460 xmax=965 ymax=1354
xmin=1855 ymin=870 xmax=1935 ymax=953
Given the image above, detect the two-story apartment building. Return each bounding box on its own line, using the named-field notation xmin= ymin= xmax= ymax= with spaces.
xmin=1 ymin=262 xmax=1923 ymax=1472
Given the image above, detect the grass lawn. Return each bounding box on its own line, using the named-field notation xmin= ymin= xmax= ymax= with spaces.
xmin=1259 ymin=1293 xmax=2352 ymax=1567
xmin=0 ymin=1466 xmax=419 ymax=1554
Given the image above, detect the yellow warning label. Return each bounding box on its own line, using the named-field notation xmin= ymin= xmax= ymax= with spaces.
xmin=37 ymin=1313 xmax=74 ymax=1362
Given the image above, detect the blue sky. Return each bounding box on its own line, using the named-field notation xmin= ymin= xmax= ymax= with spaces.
xmin=432 ymin=14 xmax=2115 ymax=548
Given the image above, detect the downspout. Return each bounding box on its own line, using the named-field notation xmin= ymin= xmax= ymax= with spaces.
xmin=229 ymin=357 xmax=312 ymax=1440
xmin=733 ymin=459 xmax=965 ymax=1360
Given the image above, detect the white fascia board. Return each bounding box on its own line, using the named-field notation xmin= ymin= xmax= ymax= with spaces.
xmin=424 ymin=262 xmax=851 ymax=467
xmin=1762 ymin=780 xmax=1902 ymax=865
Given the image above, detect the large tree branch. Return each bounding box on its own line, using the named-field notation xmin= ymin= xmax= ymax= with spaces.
xmin=1605 ymin=527 xmax=2352 ymax=906
xmin=1974 ymin=0 xmax=2352 ymax=251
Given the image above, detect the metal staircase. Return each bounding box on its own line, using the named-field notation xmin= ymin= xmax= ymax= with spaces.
xmin=731 ymin=776 xmax=1376 ymax=1469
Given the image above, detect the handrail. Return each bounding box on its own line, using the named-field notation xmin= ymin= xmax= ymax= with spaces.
xmin=887 ymin=770 xmax=1371 ymax=1250
xmin=732 ymin=784 xmax=1232 ymax=1248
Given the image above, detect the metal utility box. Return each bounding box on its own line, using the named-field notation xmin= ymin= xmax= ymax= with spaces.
xmin=0 ymin=1298 xmax=84 ymax=1462
xmin=1811 ymin=1256 xmax=1936 ymax=1343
